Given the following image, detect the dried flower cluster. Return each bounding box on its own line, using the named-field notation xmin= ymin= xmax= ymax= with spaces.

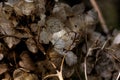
xmin=0 ymin=0 xmax=119 ymax=80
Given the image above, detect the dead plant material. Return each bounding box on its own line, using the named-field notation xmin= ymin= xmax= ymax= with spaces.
xmin=0 ymin=0 xmax=120 ymax=80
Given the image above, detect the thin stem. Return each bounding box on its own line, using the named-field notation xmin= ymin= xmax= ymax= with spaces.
xmin=90 ymin=0 xmax=109 ymax=34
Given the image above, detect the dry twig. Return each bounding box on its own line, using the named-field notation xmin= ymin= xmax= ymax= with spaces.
xmin=116 ymin=72 xmax=120 ymax=80
xmin=90 ymin=0 xmax=109 ymax=34
xmin=43 ymin=55 xmax=65 ymax=80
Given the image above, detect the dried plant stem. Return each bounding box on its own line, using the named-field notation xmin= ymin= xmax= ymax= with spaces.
xmin=84 ymin=48 xmax=92 ymax=80
xmin=43 ymin=55 xmax=65 ymax=80
xmin=90 ymin=0 xmax=109 ymax=34
xmin=116 ymin=72 xmax=120 ymax=80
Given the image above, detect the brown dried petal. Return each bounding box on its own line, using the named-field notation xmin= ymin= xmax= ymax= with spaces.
xmin=0 ymin=18 xmax=15 ymax=35
xmin=4 ymin=37 xmax=20 ymax=48
xmin=34 ymin=0 xmax=45 ymax=16
xmin=2 ymin=3 xmax=14 ymax=19
xmin=26 ymin=38 xmax=38 ymax=53
xmin=19 ymin=51 xmax=35 ymax=70
xmin=13 ymin=68 xmax=38 ymax=80
xmin=22 ymin=1 xmax=35 ymax=16
xmin=0 ymin=64 xmax=8 ymax=75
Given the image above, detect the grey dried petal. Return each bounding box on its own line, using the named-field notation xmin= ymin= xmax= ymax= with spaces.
xmin=113 ymin=33 xmax=120 ymax=45
xmin=54 ymin=39 xmax=65 ymax=49
xmin=68 ymin=9 xmax=98 ymax=32
xmin=52 ymin=3 xmax=72 ymax=21
xmin=26 ymin=38 xmax=38 ymax=53
xmin=39 ymin=28 xmax=51 ymax=44
xmin=72 ymin=3 xmax=85 ymax=15
xmin=51 ymin=30 xmax=66 ymax=44
xmin=62 ymin=32 xmax=78 ymax=50
xmin=85 ymin=9 xmax=98 ymax=25
xmin=13 ymin=68 xmax=38 ymax=80
xmin=62 ymin=66 xmax=74 ymax=78
xmin=46 ymin=17 xmax=64 ymax=33
xmin=38 ymin=14 xmax=46 ymax=26
xmin=52 ymin=30 xmax=79 ymax=50
xmin=65 ymin=51 xmax=77 ymax=66
xmin=34 ymin=0 xmax=45 ymax=16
